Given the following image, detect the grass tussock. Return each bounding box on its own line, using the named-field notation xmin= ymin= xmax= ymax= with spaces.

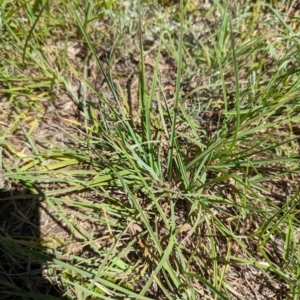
xmin=0 ymin=0 xmax=300 ymax=299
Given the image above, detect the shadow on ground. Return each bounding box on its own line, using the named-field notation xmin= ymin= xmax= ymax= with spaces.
xmin=0 ymin=187 xmax=63 ymax=299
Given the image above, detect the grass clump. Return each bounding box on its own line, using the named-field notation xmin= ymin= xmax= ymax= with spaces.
xmin=0 ymin=0 xmax=300 ymax=299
